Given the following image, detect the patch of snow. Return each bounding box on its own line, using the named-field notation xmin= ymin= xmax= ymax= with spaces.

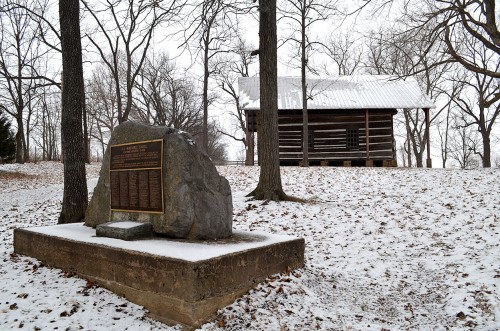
xmin=26 ymin=223 xmax=300 ymax=262
xmin=1 ymin=162 xmax=499 ymax=330
xmin=103 ymin=221 xmax=147 ymax=229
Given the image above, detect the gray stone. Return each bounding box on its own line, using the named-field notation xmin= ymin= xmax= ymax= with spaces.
xmin=85 ymin=121 xmax=233 ymax=240
xmin=96 ymin=221 xmax=153 ymax=241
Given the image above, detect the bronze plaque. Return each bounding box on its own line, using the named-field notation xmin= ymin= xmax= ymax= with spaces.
xmin=109 ymin=139 xmax=164 ymax=213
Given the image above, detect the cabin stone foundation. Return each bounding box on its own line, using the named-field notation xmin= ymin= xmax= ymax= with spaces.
xmin=383 ymin=159 xmax=398 ymax=167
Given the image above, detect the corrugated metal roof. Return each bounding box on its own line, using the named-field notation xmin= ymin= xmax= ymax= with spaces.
xmin=238 ymin=75 xmax=436 ymax=110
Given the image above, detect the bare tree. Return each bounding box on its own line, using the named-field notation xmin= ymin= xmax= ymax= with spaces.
xmin=324 ymin=31 xmax=363 ymax=75
xmin=365 ymin=29 xmax=423 ymax=166
xmin=213 ymin=34 xmax=257 ymax=165
xmin=357 ymin=0 xmax=500 ymax=82
xmin=425 ymin=0 xmax=500 ymax=81
xmin=0 ymin=0 xmax=46 ymax=163
xmin=365 ymin=24 xmax=452 ymax=167
xmin=180 ymin=0 xmax=245 ymax=152
xmin=448 ymin=112 xmax=481 ymax=169
xmin=198 ymin=119 xmax=227 ymax=163
xmin=134 ymin=53 xmax=203 ymax=134
xmin=436 ymin=104 xmax=451 ymax=168
xmin=448 ymin=65 xmax=499 ymax=167
xmin=81 ymin=0 xmax=185 ymax=124
xmin=279 ymin=0 xmax=338 ymax=166
xmin=85 ymin=62 xmax=120 ymax=157
xmin=58 ymin=0 xmax=88 ymax=223
xmin=33 ymin=86 xmax=60 ymax=161
xmin=6 ymin=0 xmax=62 ymax=53
xmin=434 ymin=73 xmax=465 ymax=168
xmin=132 ymin=52 xmax=227 ymax=161
xmin=248 ymin=0 xmax=289 ymax=201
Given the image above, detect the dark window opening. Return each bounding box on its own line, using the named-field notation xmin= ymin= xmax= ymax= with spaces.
xmin=346 ymin=129 xmax=359 ymax=149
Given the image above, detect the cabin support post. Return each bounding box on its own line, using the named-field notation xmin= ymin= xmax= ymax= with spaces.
xmin=424 ymin=108 xmax=432 ymax=168
xmin=365 ymin=109 xmax=373 ymax=167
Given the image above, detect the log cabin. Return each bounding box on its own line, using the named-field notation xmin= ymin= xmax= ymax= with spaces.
xmin=238 ymin=75 xmax=436 ymax=167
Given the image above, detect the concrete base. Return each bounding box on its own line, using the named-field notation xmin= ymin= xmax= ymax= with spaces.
xmin=365 ymin=160 xmax=374 ymax=167
xmin=13 ymin=224 xmax=304 ymax=329
xmin=343 ymin=161 xmax=352 ymax=167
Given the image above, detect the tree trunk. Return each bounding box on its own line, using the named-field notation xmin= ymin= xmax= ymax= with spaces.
xmin=24 ymin=114 xmax=30 ymax=162
xmin=407 ymin=110 xmax=423 ymax=168
xmin=202 ymin=35 xmax=210 ymax=153
xmin=248 ymin=0 xmax=287 ymax=201
xmin=248 ymin=132 xmax=254 ymax=165
xmin=482 ymin=132 xmax=491 ymax=167
xmin=22 ymin=124 xmax=28 ymax=162
xmin=15 ymin=114 xmax=24 ymax=163
xmin=404 ymin=110 xmax=412 ymax=167
xmin=442 ymin=107 xmax=450 ymax=168
xmin=115 ymin=70 xmax=124 ymax=124
xmin=15 ymin=36 xmax=25 ymax=164
xmin=83 ymin=96 xmax=90 ymax=163
xmin=25 ymin=93 xmax=33 ymax=162
xmin=300 ymin=5 xmax=308 ymax=167
xmin=415 ymin=149 xmax=424 ymax=167
xmin=58 ymin=0 xmax=88 ymax=224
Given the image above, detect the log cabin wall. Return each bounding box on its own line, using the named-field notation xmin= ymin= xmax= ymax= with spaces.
xmin=276 ymin=109 xmax=397 ymax=166
xmin=278 ymin=109 xmax=396 ymax=165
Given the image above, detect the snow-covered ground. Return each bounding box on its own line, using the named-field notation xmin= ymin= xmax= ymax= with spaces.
xmin=1 ymin=162 xmax=499 ymax=330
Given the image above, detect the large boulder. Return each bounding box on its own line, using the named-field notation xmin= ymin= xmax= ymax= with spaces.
xmin=85 ymin=121 xmax=233 ymax=240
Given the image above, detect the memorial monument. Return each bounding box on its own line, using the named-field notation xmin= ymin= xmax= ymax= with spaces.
xmin=13 ymin=121 xmax=305 ymax=329
xmin=85 ymin=121 xmax=233 ymax=240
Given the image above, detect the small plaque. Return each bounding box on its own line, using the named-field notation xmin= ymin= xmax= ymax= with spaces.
xmin=110 ymin=140 xmax=164 ymax=213
xmin=110 ymin=140 xmax=162 ymax=170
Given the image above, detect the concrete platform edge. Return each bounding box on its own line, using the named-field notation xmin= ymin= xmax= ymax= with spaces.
xmin=13 ymin=226 xmax=305 ymax=328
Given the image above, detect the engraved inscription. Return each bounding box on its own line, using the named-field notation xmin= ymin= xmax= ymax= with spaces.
xmin=128 ymin=171 xmax=139 ymax=208
xmin=119 ymin=172 xmax=129 ymax=207
xmin=110 ymin=172 xmax=120 ymax=208
xmin=110 ymin=141 xmax=162 ymax=170
xmin=109 ymin=140 xmax=163 ymax=213
xmin=138 ymin=171 xmax=149 ymax=209
xmin=149 ymin=170 xmax=161 ymax=210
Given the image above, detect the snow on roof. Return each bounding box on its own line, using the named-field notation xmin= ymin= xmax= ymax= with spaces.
xmin=238 ymin=75 xmax=436 ymax=110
